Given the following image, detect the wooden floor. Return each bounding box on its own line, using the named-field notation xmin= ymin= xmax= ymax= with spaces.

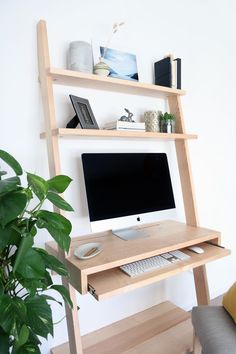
xmin=52 ymin=302 xmax=192 ymax=354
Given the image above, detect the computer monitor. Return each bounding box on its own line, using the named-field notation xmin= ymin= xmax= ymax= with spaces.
xmin=82 ymin=153 xmax=175 ymax=240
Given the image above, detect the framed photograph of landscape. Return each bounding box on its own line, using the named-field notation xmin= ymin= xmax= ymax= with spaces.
xmin=100 ymin=46 xmax=139 ymax=81
xmin=69 ymin=95 xmax=99 ymax=129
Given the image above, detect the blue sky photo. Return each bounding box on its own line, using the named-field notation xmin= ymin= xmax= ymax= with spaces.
xmin=100 ymin=47 xmax=139 ymax=81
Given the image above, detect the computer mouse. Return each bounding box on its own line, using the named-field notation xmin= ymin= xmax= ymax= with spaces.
xmin=187 ymin=246 xmax=204 ymax=254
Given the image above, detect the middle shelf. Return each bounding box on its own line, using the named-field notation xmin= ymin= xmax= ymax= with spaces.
xmin=40 ymin=128 xmax=198 ymax=140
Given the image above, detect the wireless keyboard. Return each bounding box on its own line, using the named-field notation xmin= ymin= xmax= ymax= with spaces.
xmin=120 ymin=250 xmax=190 ymax=277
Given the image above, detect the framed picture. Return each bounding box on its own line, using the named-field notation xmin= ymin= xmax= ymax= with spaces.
xmin=69 ymin=95 xmax=99 ymax=129
xmin=100 ymin=47 xmax=139 ymax=81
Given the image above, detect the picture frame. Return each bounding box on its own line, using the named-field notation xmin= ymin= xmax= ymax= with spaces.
xmin=100 ymin=46 xmax=139 ymax=82
xmin=68 ymin=95 xmax=99 ymax=129
xmin=93 ymin=42 xmax=139 ymax=82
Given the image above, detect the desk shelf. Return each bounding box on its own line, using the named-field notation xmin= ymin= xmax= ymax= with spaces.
xmin=51 ymin=301 xmax=193 ymax=354
xmin=88 ymin=242 xmax=229 ymax=300
xmin=46 ymin=220 xmax=230 ymax=301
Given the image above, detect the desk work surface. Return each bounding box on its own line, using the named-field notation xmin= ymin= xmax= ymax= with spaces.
xmin=46 ymin=221 xmax=230 ymax=299
xmin=46 ymin=220 xmax=221 ymax=274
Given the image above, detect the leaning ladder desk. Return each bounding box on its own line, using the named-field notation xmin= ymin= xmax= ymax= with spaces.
xmin=37 ymin=20 xmax=230 ymax=354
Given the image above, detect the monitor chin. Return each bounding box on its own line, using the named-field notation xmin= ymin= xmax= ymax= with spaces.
xmin=90 ymin=209 xmax=176 ymax=235
xmin=90 ymin=214 xmax=143 ymax=234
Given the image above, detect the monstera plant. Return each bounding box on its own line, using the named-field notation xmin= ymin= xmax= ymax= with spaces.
xmin=0 ymin=149 xmax=74 ymax=353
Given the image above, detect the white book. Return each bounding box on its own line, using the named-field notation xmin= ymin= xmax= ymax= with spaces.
xmin=104 ymin=120 xmax=145 ymax=130
xmin=106 ymin=127 xmax=145 ymax=131
xmin=171 ymin=59 xmax=177 ymax=89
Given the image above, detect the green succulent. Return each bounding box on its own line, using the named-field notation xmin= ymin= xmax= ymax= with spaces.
xmin=159 ymin=112 xmax=176 ymax=121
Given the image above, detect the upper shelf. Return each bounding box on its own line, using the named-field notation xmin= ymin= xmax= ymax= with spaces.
xmin=40 ymin=128 xmax=197 ymax=140
xmin=48 ymin=68 xmax=186 ymax=98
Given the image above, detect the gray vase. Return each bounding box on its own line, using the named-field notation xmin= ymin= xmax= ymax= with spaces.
xmin=67 ymin=41 xmax=93 ymax=73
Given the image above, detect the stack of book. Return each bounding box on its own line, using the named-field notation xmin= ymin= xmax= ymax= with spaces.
xmin=154 ymin=54 xmax=181 ymax=89
xmin=104 ymin=120 xmax=145 ymax=131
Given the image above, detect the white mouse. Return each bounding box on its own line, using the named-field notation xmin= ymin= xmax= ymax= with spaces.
xmin=187 ymin=246 xmax=204 ymax=254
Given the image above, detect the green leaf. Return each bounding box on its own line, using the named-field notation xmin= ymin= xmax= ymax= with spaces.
xmin=0 ymin=295 xmax=26 ymax=334
xmin=35 ymin=249 xmax=68 ymax=276
xmin=0 ymin=326 xmax=9 ymax=354
xmin=47 ymin=191 xmax=74 ymax=211
xmin=14 ymin=342 xmax=40 ymax=354
xmin=15 ymin=248 xmax=45 ymax=279
xmin=47 ymin=175 xmax=72 ymax=193
xmin=0 ymin=225 xmax=21 ymax=251
xmin=0 ymin=176 xmax=21 ymax=195
xmin=25 ymin=295 xmax=53 ymax=339
xmin=50 ymin=285 xmax=73 ymax=309
xmin=41 ymin=294 xmax=62 ymax=307
xmin=27 ymin=172 xmax=48 ymax=201
xmin=13 ymin=235 xmax=33 ymax=273
xmin=0 ymin=280 xmax=4 ymax=296
xmin=0 ymin=191 xmax=27 ymax=227
xmin=28 ymin=329 xmax=41 ymax=346
xmin=13 ymin=324 xmax=29 ymax=352
xmin=35 ymin=210 xmax=71 ymax=252
xmin=0 ymin=150 xmax=23 ymax=176
xmin=19 ymin=273 xmax=52 ymax=296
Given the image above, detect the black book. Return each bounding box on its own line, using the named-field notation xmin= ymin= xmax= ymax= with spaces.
xmin=154 ymin=57 xmax=172 ymax=88
xmin=174 ymin=58 xmax=181 ymax=89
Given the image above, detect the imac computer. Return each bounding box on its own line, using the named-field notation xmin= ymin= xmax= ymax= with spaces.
xmin=81 ymin=153 xmax=175 ymax=240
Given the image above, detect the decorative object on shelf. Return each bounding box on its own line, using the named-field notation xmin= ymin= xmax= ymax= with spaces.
xmin=103 ymin=108 xmax=145 ymax=131
xmin=67 ymin=41 xmax=93 ymax=73
xmin=67 ymin=95 xmax=99 ymax=129
xmin=100 ymin=47 xmax=139 ymax=81
xmin=154 ymin=54 xmax=181 ymax=89
xmin=93 ymin=58 xmax=110 ymax=76
xmin=0 ymin=149 xmax=74 ymax=353
xmin=74 ymin=242 xmax=103 ymax=260
xmin=144 ymin=110 xmax=160 ymax=132
xmin=119 ymin=108 xmax=135 ymax=122
xmin=93 ymin=22 xmax=124 ymax=77
xmin=159 ymin=112 xmax=176 ymax=133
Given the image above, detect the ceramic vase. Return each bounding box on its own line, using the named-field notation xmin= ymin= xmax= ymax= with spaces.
xmin=144 ymin=111 xmax=160 ymax=132
xmin=93 ymin=58 xmax=110 ymax=76
xmin=67 ymin=41 xmax=93 ymax=73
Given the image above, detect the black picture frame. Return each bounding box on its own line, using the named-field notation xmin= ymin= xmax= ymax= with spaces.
xmin=68 ymin=95 xmax=99 ymax=129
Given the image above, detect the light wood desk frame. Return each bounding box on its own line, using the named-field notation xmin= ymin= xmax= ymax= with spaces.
xmin=37 ymin=20 xmax=229 ymax=354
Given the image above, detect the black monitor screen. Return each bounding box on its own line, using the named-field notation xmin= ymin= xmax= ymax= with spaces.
xmin=82 ymin=153 xmax=175 ymax=222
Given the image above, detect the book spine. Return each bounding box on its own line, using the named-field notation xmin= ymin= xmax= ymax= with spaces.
xmin=171 ymin=60 xmax=177 ymax=89
xmin=104 ymin=122 xmax=145 ymax=129
xmin=174 ymin=58 xmax=181 ymax=89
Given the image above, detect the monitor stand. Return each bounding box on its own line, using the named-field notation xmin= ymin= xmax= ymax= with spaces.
xmin=112 ymin=227 xmax=149 ymax=241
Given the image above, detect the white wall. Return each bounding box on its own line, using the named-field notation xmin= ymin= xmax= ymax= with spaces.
xmin=1 ymin=0 xmax=236 ymax=353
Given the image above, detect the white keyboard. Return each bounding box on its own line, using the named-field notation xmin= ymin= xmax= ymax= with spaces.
xmin=120 ymin=250 xmax=190 ymax=277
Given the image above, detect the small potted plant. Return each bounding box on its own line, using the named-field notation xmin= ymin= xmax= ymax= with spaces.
xmin=0 ymin=149 xmax=74 ymax=353
xmin=159 ymin=112 xmax=176 ymax=133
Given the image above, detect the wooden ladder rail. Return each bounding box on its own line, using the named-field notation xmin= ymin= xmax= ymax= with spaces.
xmin=168 ymin=95 xmax=210 ymax=305
xmin=37 ymin=20 xmax=82 ymax=354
